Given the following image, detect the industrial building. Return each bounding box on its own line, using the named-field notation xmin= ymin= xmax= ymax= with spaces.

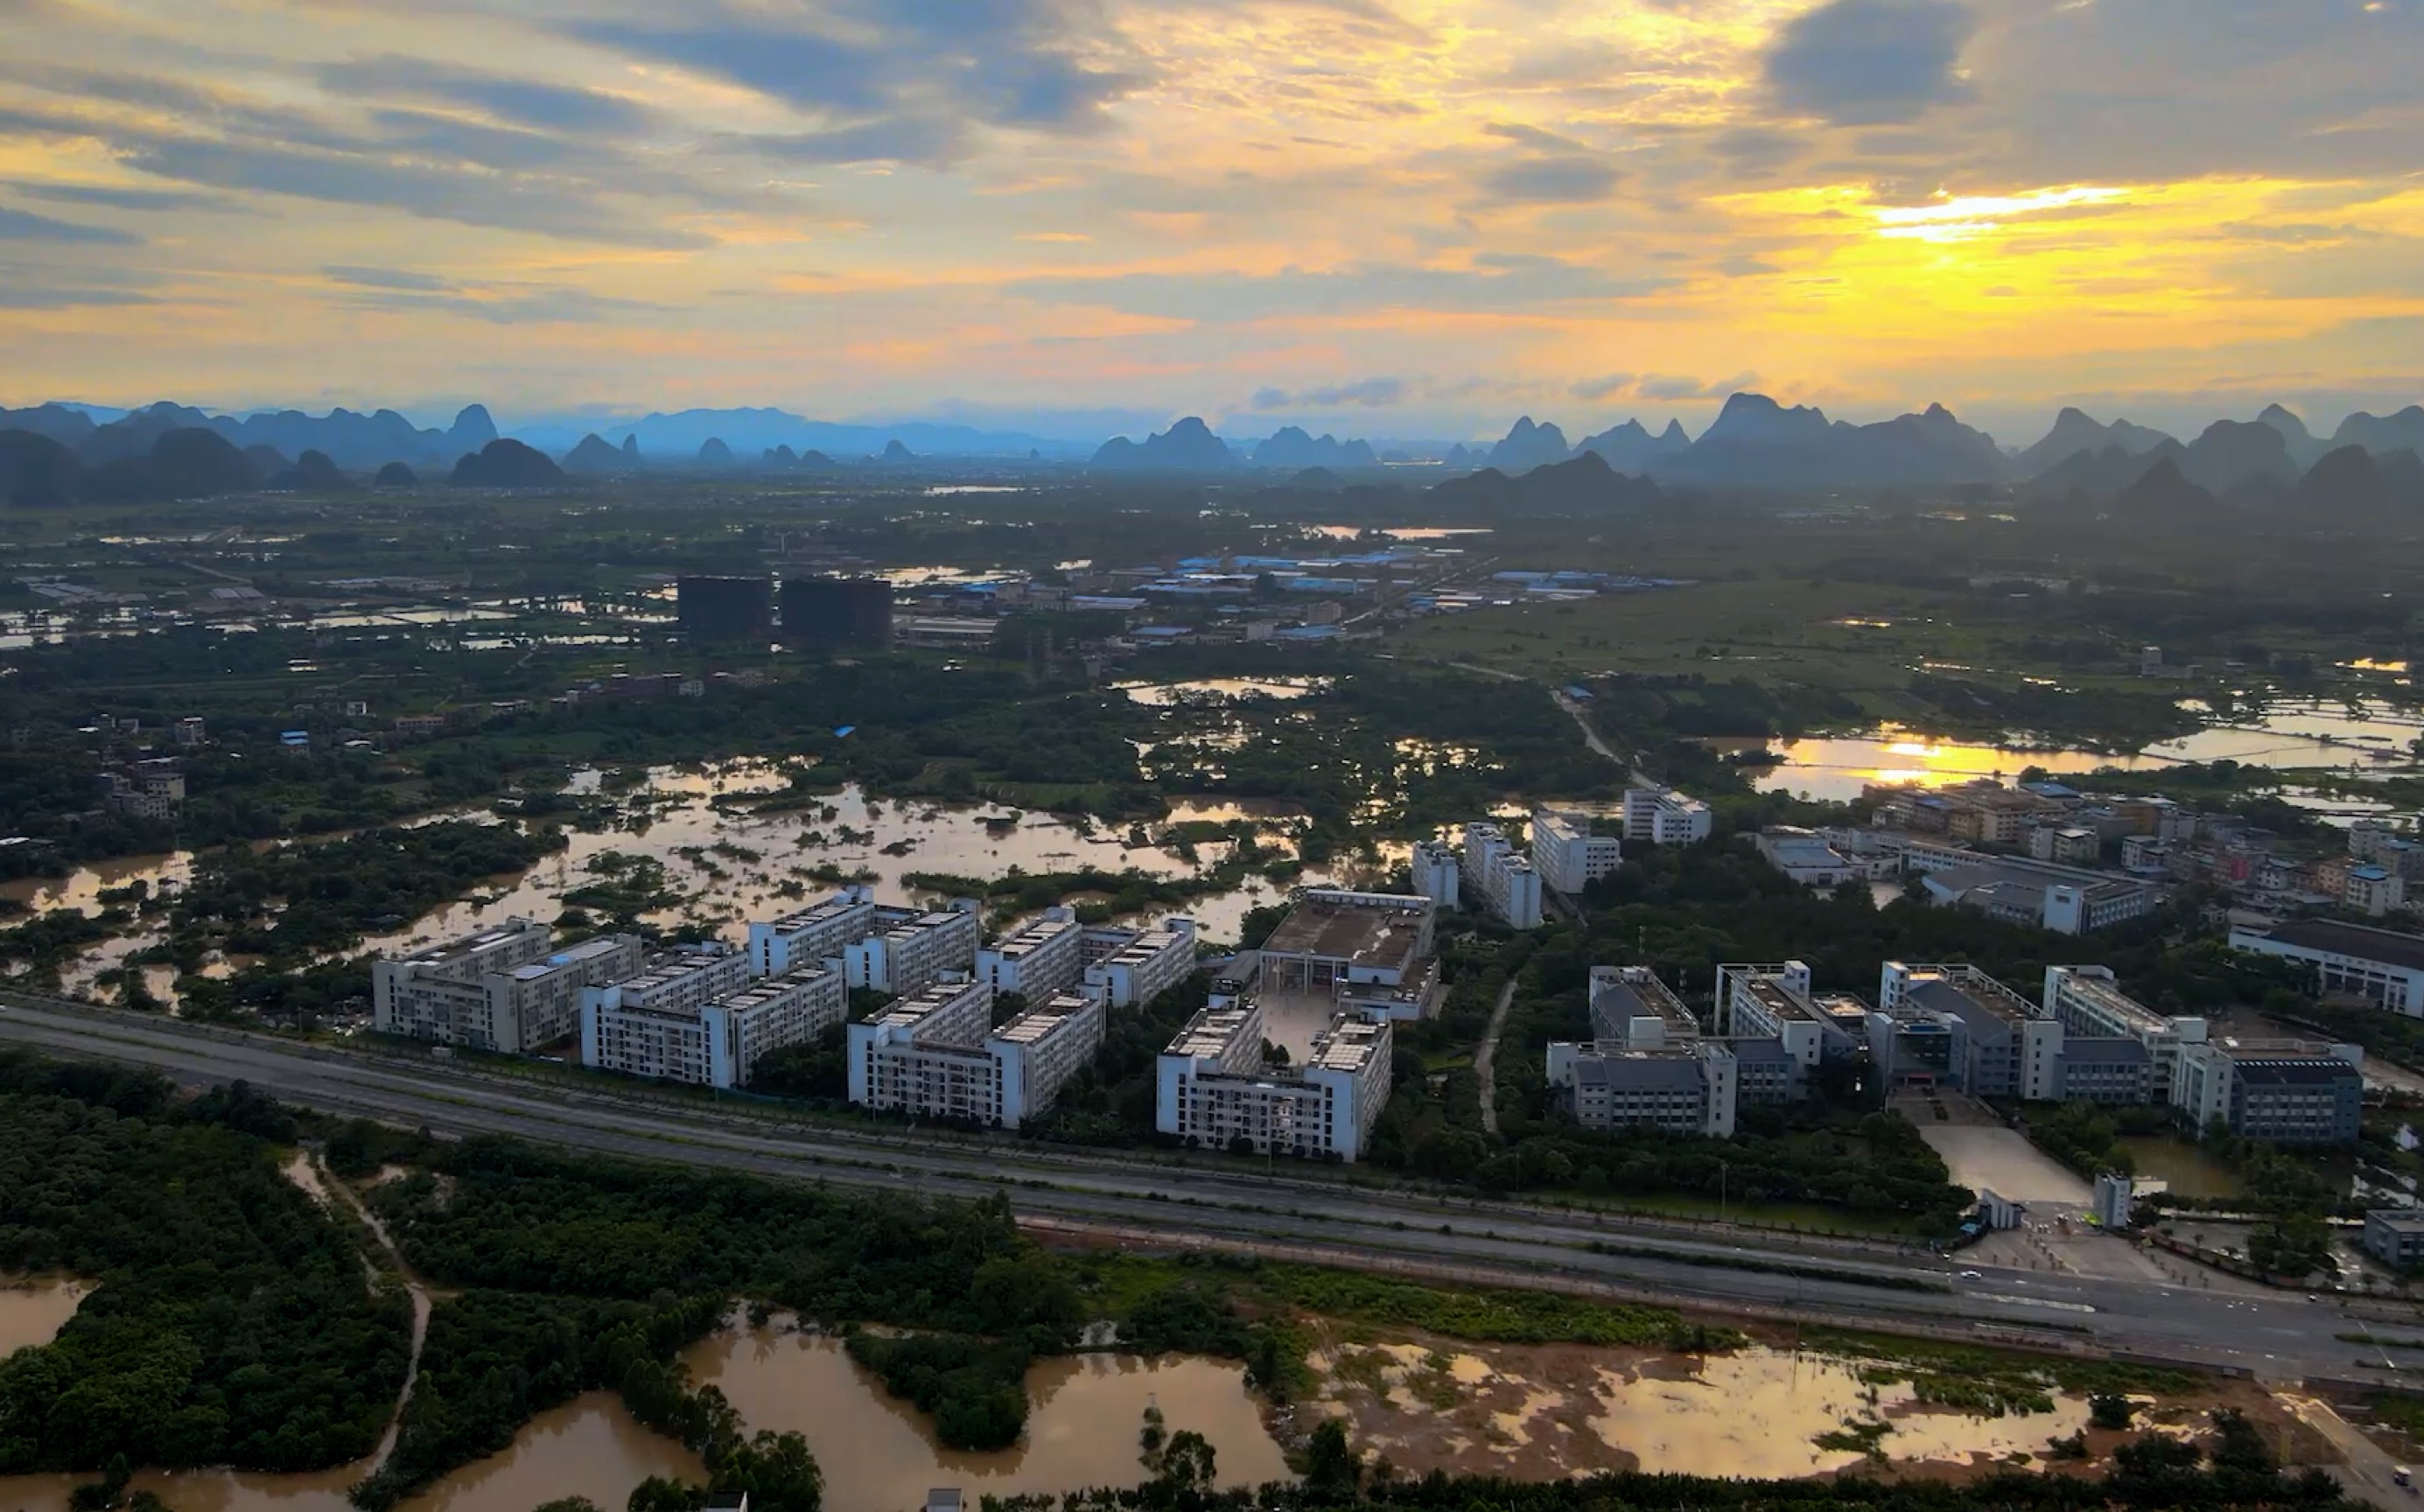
xmin=1154 ymin=995 xmax=1391 ymax=1161
xmin=676 ymin=576 xmax=774 ymax=642
xmin=372 ymin=920 xmax=643 ymax=1054
xmin=1409 ymin=838 xmax=1461 ymax=909
xmin=582 ymin=962 xmax=844 ymax=1089
xmin=2229 ymin=918 xmax=2424 ymax=1016
xmin=1255 ymin=889 xmax=1438 ymax=1021
xmin=1531 ymin=809 xmax=1622 ymax=894
xmin=781 ymin=577 xmax=894 ymax=648
xmin=748 ymin=887 xmax=879 ymax=976
xmin=1622 ymin=783 xmax=1713 ymax=846
xmin=976 ymin=910 xmax=1088 ymax=1000
xmin=1462 ymin=822 xmax=1543 ymax=928
xmin=1545 ymin=1040 xmax=1738 ymax=1137
xmin=843 ymin=902 xmax=982 ymax=995
xmin=846 ymin=980 xmax=1104 ymax=1129
xmin=1082 ymin=918 xmax=1200 ymax=1006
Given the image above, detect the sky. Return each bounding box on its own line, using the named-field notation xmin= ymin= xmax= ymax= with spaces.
xmin=3 ymin=0 xmax=2422 ymax=445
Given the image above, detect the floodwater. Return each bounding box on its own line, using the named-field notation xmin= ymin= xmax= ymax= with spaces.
xmin=1117 ymin=677 xmax=1330 ymax=706
xmin=14 ymin=763 xmax=1314 ymax=1004
xmin=0 ymin=1276 xmax=90 ymax=1355
xmin=1309 ymin=1339 xmax=2091 ymax=1482
xmin=0 ymin=1393 xmax=702 ymax=1512
xmin=1748 ymin=697 xmax=2424 ymax=803
xmin=1920 ymin=1127 xmax=2094 ymax=1208
xmin=2114 ymin=1137 xmax=2246 ymax=1200
xmin=685 ymin=1325 xmax=1293 ymax=1505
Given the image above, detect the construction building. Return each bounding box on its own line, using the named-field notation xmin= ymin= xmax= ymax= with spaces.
xmin=1531 ymin=809 xmax=1622 ymax=894
xmin=373 ymin=920 xmax=643 ymax=1054
xmin=1256 ymin=889 xmax=1439 ymax=1022
xmin=1462 ymin=822 xmax=1543 ymax=928
xmin=1622 ymin=783 xmax=1713 ymax=846
xmin=582 ymin=963 xmax=844 ymax=1089
xmin=976 ymin=910 xmax=1087 ymax=1000
xmin=843 ymin=902 xmax=982 ymax=995
xmin=781 ymin=577 xmax=894 ymax=648
xmin=1154 ymin=995 xmax=1391 ymax=1161
xmin=676 ymin=576 xmax=774 ymax=642
xmin=847 ymin=980 xmax=1104 ymax=1129
xmin=2230 ymin=919 xmax=2424 ymax=1016
xmin=748 ymin=887 xmax=879 ymax=976
xmin=1082 ymin=918 xmax=1200 ymax=1007
xmin=1546 ymin=1040 xmax=1738 ymax=1137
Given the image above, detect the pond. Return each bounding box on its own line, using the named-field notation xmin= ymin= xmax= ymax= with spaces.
xmin=1746 ymin=697 xmax=2424 ymax=803
xmin=0 ymin=1276 xmax=91 ymax=1355
xmin=686 ymin=1325 xmax=1292 ymax=1507
xmin=2114 ymin=1137 xmax=2246 ymax=1200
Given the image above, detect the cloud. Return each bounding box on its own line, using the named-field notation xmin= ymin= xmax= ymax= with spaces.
xmin=1475 ymin=155 xmax=1623 ymax=205
xmin=0 ymin=204 xmax=140 ymax=243
xmin=1633 ymin=372 xmax=1762 ymax=401
xmin=2 ymin=179 xmax=240 ymax=212
xmin=1763 ymin=0 xmax=1977 ymax=125
xmin=320 ymin=264 xmax=662 ymax=323
xmin=0 ymin=284 xmax=156 ymax=307
xmin=1252 ymin=377 xmax=1405 ymax=409
xmin=568 ymin=0 xmax=1144 ymax=167
xmin=316 ymin=56 xmax=659 ymax=136
xmin=1568 ymin=373 xmax=1635 ymax=401
xmin=1010 ymin=258 xmax=1677 ymax=320
xmin=323 ymin=265 xmax=456 ymax=292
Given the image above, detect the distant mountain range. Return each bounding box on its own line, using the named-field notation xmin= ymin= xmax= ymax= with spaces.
xmin=5 ymin=390 xmax=2424 ymax=501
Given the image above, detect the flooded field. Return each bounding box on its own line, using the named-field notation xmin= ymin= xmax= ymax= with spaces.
xmin=687 ymin=1323 xmax=1292 ymax=1506
xmin=2114 ymin=1137 xmax=2247 ymax=1200
xmin=1918 ymin=1126 xmax=2093 ymax=1208
xmin=1748 ymin=697 xmax=2424 ymax=803
xmin=1117 ymin=676 xmax=1329 ymax=706
xmin=8 ymin=762 xmax=1339 ymax=1005
xmin=1306 ymin=1335 xmax=2095 ymax=1480
xmin=0 ymin=1276 xmax=90 ymax=1355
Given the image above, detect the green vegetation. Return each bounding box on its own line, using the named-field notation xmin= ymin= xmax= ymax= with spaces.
xmin=0 ymin=1054 xmax=410 ymax=1474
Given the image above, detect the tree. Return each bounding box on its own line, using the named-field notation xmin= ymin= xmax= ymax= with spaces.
xmin=2089 ymin=1393 xmax=2134 ymax=1431
xmin=1301 ymin=1419 xmax=1361 ymax=1499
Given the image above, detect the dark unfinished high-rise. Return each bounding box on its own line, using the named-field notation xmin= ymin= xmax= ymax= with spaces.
xmin=781 ymin=577 xmax=893 ymax=648
xmin=676 ymin=576 xmax=774 ymax=642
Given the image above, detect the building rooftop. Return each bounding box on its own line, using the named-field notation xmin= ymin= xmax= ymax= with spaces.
xmin=506 ymin=933 xmax=630 ymax=981
xmin=991 ymin=991 xmax=1098 ymax=1046
xmin=715 ymin=964 xmax=835 ymax=1013
xmin=396 ymin=918 xmax=543 ymax=967
xmin=615 ymin=947 xmax=742 ymax=994
xmin=1104 ymin=926 xmax=1191 ymax=966
xmin=1571 ymin=1047 xmax=1706 ymax=1091
xmin=990 ymin=915 xmax=1080 ymax=959
xmin=2370 ymin=1211 xmax=2424 ymax=1235
xmin=2250 ymin=918 xmax=2424 ymax=972
xmin=1260 ymin=892 xmax=1433 ymax=977
xmin=1166 ymin=1004 xmax=1258 ymax=1061
xmin=1593 ymin=967 xmax=1699 ymax=1036
xmin=760 ymin=892 xmax=874 ymax=934
xmin=1904 ymin=968 xmax=2035 ymax=1029
xmin=1307 ymin=1015 xmax=1387 ymax=1074
xmin=2053 ymin=970 xmax=2175 ymax=1035
xmin=2230 ymin=1057 xmax=2359 ymax=1086
xmin=866 ymin=979 xmax=988 ymax=1034
xmin=2061 ymin=1037 xmax=2152 ymax=1065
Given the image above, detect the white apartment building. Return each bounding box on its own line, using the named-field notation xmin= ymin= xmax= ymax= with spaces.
xmin=373 ymin=920 xmax=645 ymax=1054
xmin=1084 ymin=918 xmax=1200 ymax=1006
xmin=1410 ymin=838 xmax=1461 ymax=910
xmin=1531 ymin=808 xmax=1622 ymax=894
xmin=1154 ymin=998 xmax=1392 ymax=1161
xmin=1622 ymin=783 xmax=1713 ymax=846
xmin=582 ymin=964 xmax=845 ymax=1089
xmin=1546 ymin=1040 xmax=1739 ymax=1137
xmin=844 ymin=980 xmax=1102 ymax=1128
xmin=583 ymin=943 xmax=754 ymax=1020
xmin=848 ymin=978 xmax=997 ymax=1118
xmin=748 ymin=886 xmax=879 ymax=975
xmin=1462 ymin=822 xmax=1544 ymax=928
xmin=977 ymin=908 xmax=1088 ymax=999
xmin=2042 ymin=965 xmax=2208 ymax=1090
xmin=844 ymin=901 xmax=981 ymax=995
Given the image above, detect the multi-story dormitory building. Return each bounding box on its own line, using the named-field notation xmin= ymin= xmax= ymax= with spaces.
xmin=846 ymin=979 xmax=1106 ymax=1129
xmin=1154 ymin=987 xmax=1392 ymax=1162
xmin=1461 ymin=822 xmax=1543 ymax=928
xmin=373 ymin=919 xmax=644 ymax=1054
xmin=843 ymin=902 xmax=984 ymax=994
xmin=1544 ymin=955 xmax=2366 ymax=1146
xmin=583 ymin=962 xmax=845 ymax=1089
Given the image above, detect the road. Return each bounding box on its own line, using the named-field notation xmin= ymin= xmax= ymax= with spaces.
xmin=1 ymin=994 xmax=2413 ymax=1388
xmin=1474 ymin=975 xmax=1518 ymax=1136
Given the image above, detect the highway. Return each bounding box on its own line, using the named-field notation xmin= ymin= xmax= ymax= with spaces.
xmin=1 ymin=993 xmax=2409 ymax=1387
